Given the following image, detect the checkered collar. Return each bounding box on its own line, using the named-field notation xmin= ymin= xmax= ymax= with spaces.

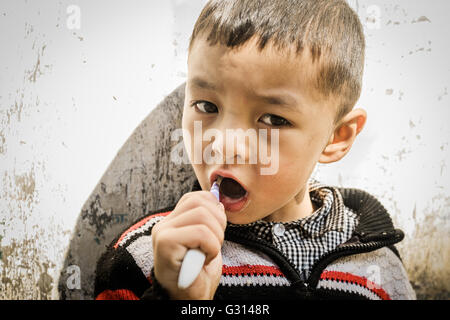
xmin=227 ymin=179 xmax=353 ymax=240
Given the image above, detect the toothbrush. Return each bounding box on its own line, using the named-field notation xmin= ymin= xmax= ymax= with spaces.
xmin=177 ymin=181 xmax=221 ymax=289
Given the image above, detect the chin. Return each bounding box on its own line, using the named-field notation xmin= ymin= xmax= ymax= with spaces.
xmin=225 ymin=207 xmax=266 ymax=225
xmin=225 ymin=214 xmax=252 ymax=225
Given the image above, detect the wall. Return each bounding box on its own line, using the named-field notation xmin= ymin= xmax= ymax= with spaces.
xmin=0 ymin=0 xmax=448 ymax=299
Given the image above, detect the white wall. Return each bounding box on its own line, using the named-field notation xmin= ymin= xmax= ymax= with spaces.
xmin=315 ymin=0 xmax=450 ymax=298
xmin=0 ymin=0 xmax=448 ymax=299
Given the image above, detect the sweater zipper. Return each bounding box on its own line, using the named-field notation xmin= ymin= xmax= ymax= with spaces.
xmin=226 ymin=228 xmax=403 ymax=290
xmin=306 ymin=231 xmax=404 ymax=288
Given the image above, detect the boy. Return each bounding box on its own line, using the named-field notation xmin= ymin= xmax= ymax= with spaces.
xmin=94 ymin=0 xmax=415 ymax=300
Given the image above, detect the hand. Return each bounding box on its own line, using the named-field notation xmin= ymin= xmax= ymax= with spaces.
xmin=152 ymin=191 xmax=227 ymax=300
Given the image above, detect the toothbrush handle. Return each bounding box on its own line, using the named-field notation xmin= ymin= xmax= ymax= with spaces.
xmin=177 ymin=182 xmax=220 ymax=289
xmin=177 ymin=248 xmax=206 ymax=289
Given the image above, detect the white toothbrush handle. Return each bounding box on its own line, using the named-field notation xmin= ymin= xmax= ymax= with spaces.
xmin=177 ymin=182 xmax=220 ymax=289
xmin=177 ymin=248 xmax=206 ymax=289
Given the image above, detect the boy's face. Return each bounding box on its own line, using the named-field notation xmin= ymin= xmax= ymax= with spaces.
xmin=182 ymin=36 xmax=337 ymax=224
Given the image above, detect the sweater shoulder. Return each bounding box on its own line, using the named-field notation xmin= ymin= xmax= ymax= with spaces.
xmin=317 ymin=247 xmax=416 ymax=300
xmin=94 ymin=209 xmax=173 ymax=298
xmin=112 ymin=209 xmax=172 ymax=250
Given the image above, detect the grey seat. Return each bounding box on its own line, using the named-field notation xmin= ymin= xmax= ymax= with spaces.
xmin=57 ymin=83 xmax=196 ymax=299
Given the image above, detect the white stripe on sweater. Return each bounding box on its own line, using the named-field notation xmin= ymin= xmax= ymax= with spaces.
xmin=118 ymin=215 xmax=165 ymax=248
xmin=126 ymin=235 xmax=154 ymax=279
xmin=317 ymin=279 xmax=381 ymax=300
xmin=220 ymin=274 xmax=290 ymax=287
xmin=221 ymin=241 xmax=278 ymax=267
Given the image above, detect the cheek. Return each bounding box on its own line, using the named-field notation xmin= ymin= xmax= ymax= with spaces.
xmin=182 ymin=106 xmax=199 ymax=161
xmin=182 ymin=108 xmax=210 ymax=187
xmin=284 ymin=129 xmax=326 ymax=163
xmin=182 ymin=112 xmax=192 ymax=147
xmin=256 ymin=156 xmax=301 ymax=200
xmin=280 ymin=133 xmax=317 ymax=169
xmin=256 ymin=133 xmax=319 ymax=197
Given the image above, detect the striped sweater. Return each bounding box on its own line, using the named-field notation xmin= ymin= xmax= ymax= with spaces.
xmin=94 ymin=187 xmax=416 ymax=300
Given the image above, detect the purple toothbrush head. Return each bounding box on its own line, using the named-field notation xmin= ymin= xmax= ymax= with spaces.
xmin=210 ymin=181 xmax=220 ymax=201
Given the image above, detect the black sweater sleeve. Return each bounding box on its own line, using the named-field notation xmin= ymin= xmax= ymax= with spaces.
xmin=94 ymin=241 xmax=171 ymax=300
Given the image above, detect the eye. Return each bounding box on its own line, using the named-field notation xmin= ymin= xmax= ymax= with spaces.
xmin=260 ymin=114 xmax=291 ymax=127
xmin=192 ymin=101 xmax=218 ymax=113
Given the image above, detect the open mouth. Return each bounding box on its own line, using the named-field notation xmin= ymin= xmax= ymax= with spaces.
xmin=216 ymin=175 xmax=249 ymax=212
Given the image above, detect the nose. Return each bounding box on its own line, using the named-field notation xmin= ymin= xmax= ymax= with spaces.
xmin=211 ymin=127 xmax=257 ymax=164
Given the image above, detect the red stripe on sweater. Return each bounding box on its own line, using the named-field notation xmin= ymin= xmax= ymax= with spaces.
xmin=96 ymin=289 xmax=139 ymax=300
xmin=222 ymin=264 xmax=284 ymax=277
xmin=113 ymin=211 xmax=171 ymax=249
xmin=320 ymin=270 xmax=391 ymax=300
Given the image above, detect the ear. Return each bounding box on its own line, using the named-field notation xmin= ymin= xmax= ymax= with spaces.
xmin=319 ymin=108 xmax=367 ymax=164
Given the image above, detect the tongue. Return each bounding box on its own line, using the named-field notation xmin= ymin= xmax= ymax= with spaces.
xmin=219 ymin=178 xmax=247 ymax=199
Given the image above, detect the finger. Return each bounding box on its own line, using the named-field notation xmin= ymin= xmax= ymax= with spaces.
xmin=180 ymin=196 xmax=226 ymax=230
xmin=175 ymin=191 xmax=219 ymax=211
xmin=169 ymin=193 xmax=227 ymax=230
xmin=160 ymin=207 xmax=225 ymax=245
xmin=156 ymin=225 xmax=222 ymax=265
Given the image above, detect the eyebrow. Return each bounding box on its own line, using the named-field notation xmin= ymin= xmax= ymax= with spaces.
xmin=189 ymin=77 xmax=218 ymax=91
xmin=254 ymin=92 xmax=302 ymax=113
xmin=189 ymin=76 xmax=302 ymax=113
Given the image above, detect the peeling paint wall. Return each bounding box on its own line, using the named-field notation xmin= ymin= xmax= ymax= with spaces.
xmin=0 ymin=0 xmax=448 ymax=299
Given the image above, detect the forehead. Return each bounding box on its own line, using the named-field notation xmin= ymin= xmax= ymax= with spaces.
xmin=187 ymin=36 xmax=327 ymax=109
xmin=189 ymin=37 xmax=307 ymax=83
